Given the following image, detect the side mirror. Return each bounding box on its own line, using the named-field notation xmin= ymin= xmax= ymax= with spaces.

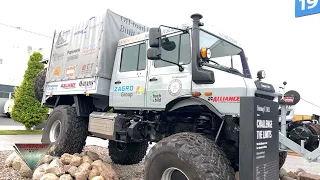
xmin=149 ymin=27 xmax=161 ymax=47
xmin=148 ymin=27 xmax=162 ymax=60
xmin=147 ymin=48 xmax=161 ymax=60
xmin=161 ymin=38 xmax=176 ymax=51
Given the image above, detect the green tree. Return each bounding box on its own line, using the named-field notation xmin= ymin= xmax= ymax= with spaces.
xmin=11 ymin=52 xmax=48 ymax=130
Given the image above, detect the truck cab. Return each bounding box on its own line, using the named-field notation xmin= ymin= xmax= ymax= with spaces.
xmin=109 ymin=20 xmax=278 ymax=118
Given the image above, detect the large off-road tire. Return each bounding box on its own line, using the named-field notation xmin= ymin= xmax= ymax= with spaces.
xmin=144 ymin=132 xmax=236 ymax=180
xmin=279 ymin=151 xmax=287 ymax=169
xmin=34 ymin=68 xmax=47 ymax=102
xmin=41 ymin=105 xmax=88 ymax=156
xmin=108 ymin=140 xmax=148 ymax=165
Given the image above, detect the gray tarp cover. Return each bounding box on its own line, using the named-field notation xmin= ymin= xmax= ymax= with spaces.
xmin=47 ymin=9 xmax=149 ymax=82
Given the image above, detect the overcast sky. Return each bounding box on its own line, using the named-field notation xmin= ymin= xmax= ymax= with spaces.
xmin=0 ymin=0 xmax=319 ymax=115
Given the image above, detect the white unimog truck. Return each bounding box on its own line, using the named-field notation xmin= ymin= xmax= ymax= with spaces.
xmin=35 ymin=9 xmax=320 ymax=180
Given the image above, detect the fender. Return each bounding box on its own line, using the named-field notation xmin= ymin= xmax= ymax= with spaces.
xmin=45 ymin=95 xmax=94 ymax=117
xmin=165 ymin=95 xmax=223 ymax=118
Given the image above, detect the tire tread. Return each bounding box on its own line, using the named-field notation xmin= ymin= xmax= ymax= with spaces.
xmin=34 ymin=69 xmax=47 ymax=102
xmin=50 ymin=105 xmax=88 ymax=156
xmin=108 ymin=140 xmax=148 ymax=165
xmin=144 ymin=132 xmax=236 ymax=180
xmin=279 ymin=151 xmax=287 ymax=169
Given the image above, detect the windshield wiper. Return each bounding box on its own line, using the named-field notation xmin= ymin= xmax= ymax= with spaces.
xmin=202 ymin=62 xmax=244 ymax=77
xmin=226 ymin=67 xmax=244 ymax=77
xmin=160 ymin=58 xmax=184 ymax=72
xmin=207 ymin=59 xmax=220 ymax=66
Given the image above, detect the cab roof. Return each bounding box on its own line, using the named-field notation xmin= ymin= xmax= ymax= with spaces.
xmin=117 ymin=24 xmax=242 ymax=49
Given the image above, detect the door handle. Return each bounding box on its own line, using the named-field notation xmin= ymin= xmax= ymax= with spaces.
xmin=149 ymin=77 xmax=158 ymax=82
xmin=115 ymin=80 xmax=121 ymax=84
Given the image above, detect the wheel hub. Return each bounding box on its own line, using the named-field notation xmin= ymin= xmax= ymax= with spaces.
xmin=49 ymin=120 xmax=61 ymax=142
xmin=161 ymin=167 xmax=189 ymax=180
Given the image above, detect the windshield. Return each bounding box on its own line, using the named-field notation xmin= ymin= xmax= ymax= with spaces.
xmin=199 ymin=29 xmax=251 ymax=78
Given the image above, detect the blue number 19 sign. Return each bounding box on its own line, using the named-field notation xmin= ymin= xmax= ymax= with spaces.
xmin=296 ymin=0 xmax=320 ymax=17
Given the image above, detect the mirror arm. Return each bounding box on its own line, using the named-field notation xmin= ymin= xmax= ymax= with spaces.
xmin=159 ymin=25 xmax=189 ymax=34
xmin=158 ymin=57 xmax=184 ymax=72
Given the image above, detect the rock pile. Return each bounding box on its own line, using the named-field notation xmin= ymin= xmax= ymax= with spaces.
xmin=5 ymin=150 xmax=116 ymax=180
xmin=280 ymin=168 xmax=320 ymax=180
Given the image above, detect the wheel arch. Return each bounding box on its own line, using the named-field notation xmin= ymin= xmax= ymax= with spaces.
xmin=45 ymin=94 xmax=95 ymax=117
xmin=165 ymin=96 xmax=223 ymax=118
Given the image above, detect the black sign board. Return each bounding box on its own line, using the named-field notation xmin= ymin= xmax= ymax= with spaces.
xmin=239 ymin=97 xmax=279 ymax=180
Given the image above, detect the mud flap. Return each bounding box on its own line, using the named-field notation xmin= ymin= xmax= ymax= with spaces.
xmin=41 ymin=126 xmax=50 ymax=144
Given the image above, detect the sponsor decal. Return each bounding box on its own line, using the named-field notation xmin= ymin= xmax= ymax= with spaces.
xmin=83 ymin=44 xmax=98 ymax=55
xmin=118 ymin=33 xmax=148 ymax=46
xmin=115 ymin=85 xmax=135 ymax=98
xmin=53 ymin=67 xmax=61 ymax=76
xmin=67 ymin=48 xmax=80 ymax=55
xmin=81 ymin=63 xmax=95 ymax=74
xmin=52 ymin=52 xmax=64 ymax=61
xmin=67 ymin=54 xmax=79 ymax=61
xmin=79 ymin=80 xmax=94 ymax=88
xmin=121 ymin=92 xmax=133 ymax=98
xmin=208 ymin=96 xmax=240 ymax=103
xmin=135 ymin=86 xmax=144 ymax=95
xmin=114 ymin=85 xmax=134 ymax=92
xmin=119 ymin=16 xmax=150 ymax=36
xmin=172 ymin=75 xmax=187 ymax=79
xmin=168 ymin=79 xmax=182 ymax=96
xmin=55 ymin=30 xmax=70 ymax=49
xmin=218 ymin=32 xmax=241 ymax=47
xmin=74 ymin=17 xmax=100 ymax=36
xmin=149 ymin=90 xmax=161 ymax=103
xmin=283 ymin=97 xmax=294 ymax=103
xmin=66 ymin=66 xmax=76 ymax=78
xmin=47 ymin=84 xmax=58 ymax=91
xmin=61 ymin=83 xmax=76 ymax=89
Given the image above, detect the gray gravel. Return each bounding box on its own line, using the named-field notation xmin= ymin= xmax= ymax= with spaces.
xmin=0 ymin=145 xmax=144 ymax=180
xmin=2 ymin=145 xmax=319 ymax=180
xmin=0 ymin=150 xmax=31 ymax=180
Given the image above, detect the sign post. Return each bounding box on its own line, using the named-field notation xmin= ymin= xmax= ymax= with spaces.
xmin=239 ymin=97 xmax=279 ymax=180
xmin=295 ymin=0 xmax=320 ymax=17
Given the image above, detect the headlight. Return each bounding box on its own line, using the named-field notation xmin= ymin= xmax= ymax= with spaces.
xmin=257 ymin=70 xmax=266 ymax=80
xmin=200 ymin=48 xmax=211 ymax=60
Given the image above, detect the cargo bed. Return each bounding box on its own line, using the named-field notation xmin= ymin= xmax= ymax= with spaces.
xmin=44 ymin=9 xmax=149 ymax=96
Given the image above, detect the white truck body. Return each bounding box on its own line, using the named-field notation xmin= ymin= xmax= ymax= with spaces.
xmin=38 ymin=12 xmax=320 ymax=175
xmin=44 ymin=16 xmax=292 ymax=117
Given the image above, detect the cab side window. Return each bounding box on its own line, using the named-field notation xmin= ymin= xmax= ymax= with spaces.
xmin=120 ymin=43 xmax=146 ymax=72
xmin=154 ymin=33 xmax=191 ymax=68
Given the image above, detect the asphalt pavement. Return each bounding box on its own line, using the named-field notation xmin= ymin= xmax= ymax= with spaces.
xmin=0 ymin=115 xmax=26 ymax=130
xmin=0 ymin=134 xmax=110 ymax=151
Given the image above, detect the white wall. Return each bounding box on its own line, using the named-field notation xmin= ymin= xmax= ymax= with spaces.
xmin=0 ymin=26 xmax=52 ymax=87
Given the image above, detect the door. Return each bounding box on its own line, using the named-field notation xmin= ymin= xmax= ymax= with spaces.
xmin=111 ymin=41 xmax=147 ymax=108
xmin=146 ymin=32 xmax=192 ymax=109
